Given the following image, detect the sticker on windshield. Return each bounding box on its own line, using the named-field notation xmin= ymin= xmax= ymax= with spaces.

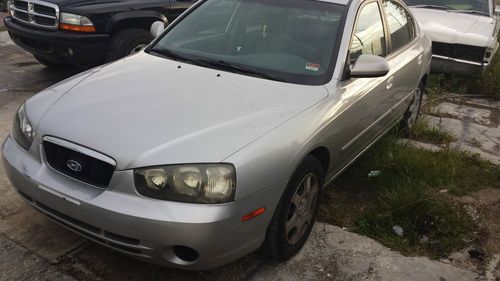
xmin=306 ymin=63 xmax=320 ymax=71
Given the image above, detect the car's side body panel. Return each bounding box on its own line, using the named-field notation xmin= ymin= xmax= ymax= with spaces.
xmin=228 ymin=0 xmax=431 ymax=198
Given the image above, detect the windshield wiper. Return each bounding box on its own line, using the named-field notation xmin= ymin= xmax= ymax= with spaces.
xmin=148 ymin=47 xmax=193 ymax=63
xmin=194 ymin=59 xmax=286 ymax=82
xmin=411 ymin=4 xmax=449 ymax=10
xmin=447 ymin=9 xmax=490 ymax=16
xmin=149 ymin=49 xmax=286 ymax=82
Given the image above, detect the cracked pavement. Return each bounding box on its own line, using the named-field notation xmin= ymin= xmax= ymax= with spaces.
xmin=0 ymin=24 xmax=489 ymax=280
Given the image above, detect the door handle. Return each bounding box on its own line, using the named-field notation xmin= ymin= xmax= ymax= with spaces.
xmin=417 ymin=53 xmax=423 ymax=65
xmin=386 ymin=76 xmax=394 ymax=90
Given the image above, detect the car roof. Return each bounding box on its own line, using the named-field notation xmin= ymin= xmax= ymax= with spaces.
xmin=316 ymin=0 xmax=352 ymax=6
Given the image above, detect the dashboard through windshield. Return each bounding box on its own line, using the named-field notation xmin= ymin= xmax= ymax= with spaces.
xmin=148 ymin=0 xmax=347 ymax=85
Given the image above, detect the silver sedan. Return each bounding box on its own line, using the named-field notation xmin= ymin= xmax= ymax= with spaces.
xmin=2 ymin=0 xmax=431 ymax=270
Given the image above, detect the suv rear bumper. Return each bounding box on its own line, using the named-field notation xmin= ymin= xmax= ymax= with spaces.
xmin=4 ymin=16 xmax=109 ymax=66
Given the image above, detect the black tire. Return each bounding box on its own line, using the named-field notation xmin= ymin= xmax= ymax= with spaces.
xmin=399 ymin=81 xmax=424 ymax=135
xmin=34 ymin=55 xmax=69 ymax=68
xmin=105 ymin=28 xmax=153 ymax=63
xmin=265 ymin=155 xmax=324 ymax=260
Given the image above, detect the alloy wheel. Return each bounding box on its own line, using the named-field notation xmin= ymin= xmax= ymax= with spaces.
xmin=406 ymin=86 xmax=423 ymax=129
xmin=285 ymin=172 xmax=319 ymax=245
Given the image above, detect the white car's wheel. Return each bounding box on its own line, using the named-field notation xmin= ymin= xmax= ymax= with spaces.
xmin=265 ymin=155 xmax=323 ymax=260
xmin=400 ymin=81 xmax=424 ymax=132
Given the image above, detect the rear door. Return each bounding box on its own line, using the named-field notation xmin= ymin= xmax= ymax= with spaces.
xmin=381 ymin=0 xmax=422 ymax=120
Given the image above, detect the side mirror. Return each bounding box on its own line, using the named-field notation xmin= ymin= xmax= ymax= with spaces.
xmin=150 ymin=21 xmax=166 ymax=38
xmin=350 ymin=54 xmax=390 ymax=78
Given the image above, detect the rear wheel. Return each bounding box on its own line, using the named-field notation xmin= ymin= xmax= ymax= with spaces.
xmin=265 ymin=155 xmax=323 ymax=260
xmin=105 ymin=28 xmax=153 ymax=63
xmin=400 ymin=81 xmax=424 ymax=134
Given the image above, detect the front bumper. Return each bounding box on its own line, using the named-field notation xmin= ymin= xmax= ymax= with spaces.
xmin=431 ymin=55 xmax=490 ymax=75
xmin=4 ymin=16 xmax=109 ymax=66
xmin=1 ymin=136 xmax=287 ymax=270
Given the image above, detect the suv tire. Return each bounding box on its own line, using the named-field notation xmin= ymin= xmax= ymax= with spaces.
xmin=105 ymin=28 xmax=153 ymax=62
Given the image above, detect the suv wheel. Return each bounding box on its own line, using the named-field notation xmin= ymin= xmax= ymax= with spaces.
xmin=265 ymin=155 xmax=323 ymax=260
xmin=105 ymin=28 xmax=153 ymax=62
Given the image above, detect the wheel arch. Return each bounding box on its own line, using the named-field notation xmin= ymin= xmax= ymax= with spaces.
xmin=307 ymin=146 xmax=330 ymax=177
xmin=106 ymin=11 xmax=168 ymax=34
xmin=420 ymin=73 xmax=429 ymax=88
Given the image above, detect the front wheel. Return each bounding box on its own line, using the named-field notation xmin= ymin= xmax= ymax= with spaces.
xmin=265 ymin=155 xmax=324 ymax=260
xmin=105 ymin=28 xmax=153 ymax=63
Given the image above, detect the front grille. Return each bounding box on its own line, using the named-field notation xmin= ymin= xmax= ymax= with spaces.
xmin=13 ymin=0 xmax=28 ymax=10
xmin=43 ymin=140 xmax=115 ymax=188
xmin=11 ymin=0 xmax=59 ymax=30
xmin=11 ymin=32 xmax=54 ymax=52
xmin=13 ymin=10 xmax=29 ymax=21
xmin=34 ymin=3 xmax=56 ymax=16
xmin=432 ymin=42 xmax=486 ymax=63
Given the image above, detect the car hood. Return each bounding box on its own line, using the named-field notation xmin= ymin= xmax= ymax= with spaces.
xmin=33 ymin=53 xmax=328 ymax=170
xmin=43 ymin=0 xmax=169 ymax=10
xmin=409 ymin=8 xmax=496 ymax=47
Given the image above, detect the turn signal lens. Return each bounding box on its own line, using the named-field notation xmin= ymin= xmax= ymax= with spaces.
xmin=205 ymin=166 xmax=234 ymax=200
xmin=59 ymin=23 xmax=96 ymax=32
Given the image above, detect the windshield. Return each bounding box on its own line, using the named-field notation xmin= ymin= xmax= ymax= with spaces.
xmin=405 ymin=0 xmax=490 ymax=15
xmin=148 ymin=0 xmax=347 ymax=85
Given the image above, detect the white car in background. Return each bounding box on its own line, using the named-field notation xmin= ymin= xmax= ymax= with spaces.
xmin=405 ymin=0 xmax=499 ymax=74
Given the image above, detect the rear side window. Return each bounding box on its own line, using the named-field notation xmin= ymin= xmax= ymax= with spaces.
xmin=383 ymin=0 xmax=416 ymax=52
xmin=349 ymin=1 xmax=387 ymax=63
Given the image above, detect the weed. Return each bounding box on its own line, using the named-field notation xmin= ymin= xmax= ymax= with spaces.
xmin=410 ymin=117 xmax=455 ymax=146
xmin=320 ymin=135 xmax=500 ymax=258
xmin=478 ymin=51 xmax=500 ymax=98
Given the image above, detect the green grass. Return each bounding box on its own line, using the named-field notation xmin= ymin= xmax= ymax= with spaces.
xmin=0 ymin=26 xmax=6 ymax=32
xmin=409 ymin=117 xmax=455 ymax=146
xmin=319 ymin=135 xmax=500 ymax=258
xmin=479 ymin=51 xmax=500 ymax=97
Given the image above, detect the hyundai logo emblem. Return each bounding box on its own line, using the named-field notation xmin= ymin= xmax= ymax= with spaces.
xmin=66 ymin=160 xmax=83 ymax=172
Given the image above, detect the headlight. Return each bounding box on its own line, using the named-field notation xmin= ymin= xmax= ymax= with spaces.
xmin=134 ymin=164 xmax=236 ymax=204
xmin=12 ymin=104 xmax=35 ymax=150
xmin=59 ymin=13 xmax=96 ymax=32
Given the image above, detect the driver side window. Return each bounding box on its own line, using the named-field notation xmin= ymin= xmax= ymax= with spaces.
xmin=349 ymin=2 xmax=387 ymax=63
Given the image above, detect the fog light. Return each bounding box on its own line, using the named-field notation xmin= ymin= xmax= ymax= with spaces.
xmin=173 ymin=246 xmax=199 ymax=262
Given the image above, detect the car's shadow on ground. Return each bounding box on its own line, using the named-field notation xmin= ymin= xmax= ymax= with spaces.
xmin=56 ymin=241 xmax=274 ymax=281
